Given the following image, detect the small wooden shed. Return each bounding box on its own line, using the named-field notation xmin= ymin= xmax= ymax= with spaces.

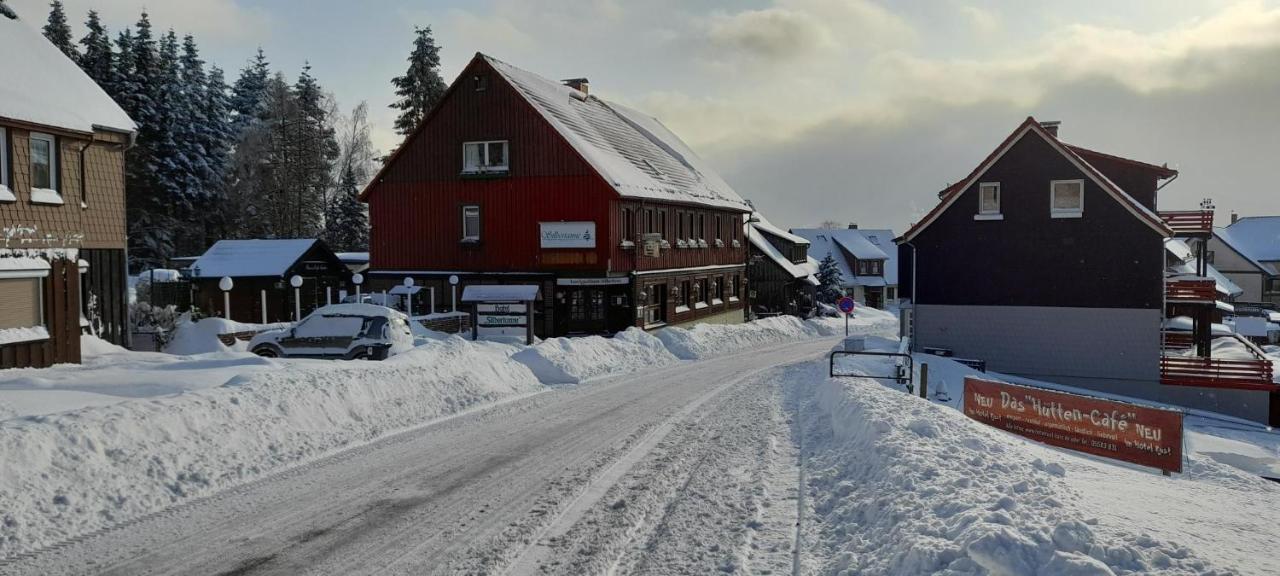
xmin=189 ymin=239 xmax=350 ymax=324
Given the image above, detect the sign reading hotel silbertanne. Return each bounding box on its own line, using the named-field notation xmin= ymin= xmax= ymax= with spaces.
xmin=963 ymin=377 xmax=1184 ymax=473
xmin=540 ymin=222 xmax=595 ymax=249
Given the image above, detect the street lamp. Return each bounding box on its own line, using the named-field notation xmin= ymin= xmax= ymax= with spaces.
xmin=404 ymin=276 xmax=415 ymax=315
xmin=290 ymin=274 xmax=303 ymax=321
xmin=218 ymin=276 xmax=233 ymax=319
xmin=352 ymin=273 xmax=364 ymax=300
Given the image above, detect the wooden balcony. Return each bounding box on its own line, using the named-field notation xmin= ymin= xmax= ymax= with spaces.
xmin=1165 ymin=279 xmax=1216 ymax=303
xmin=1158 ymin=210 xmax=1214 ymax=236
xmin=1161 ymin=333 xmax=1276 ymax=391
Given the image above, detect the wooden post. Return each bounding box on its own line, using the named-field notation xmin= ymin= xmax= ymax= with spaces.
xmin=920 ymin=363 xmax=929 ymax=399
xmin=526 ymin=300 xmax=534 ymax=345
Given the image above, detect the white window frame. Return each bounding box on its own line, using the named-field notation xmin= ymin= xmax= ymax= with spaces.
xmin=0 ymin=127 xmax=12 ymax=201
xmin=462 ymin=140 xmax=509 ymax=173
xmin=975 ymin=182 xmax=1002 ymax=220
xmin=29 ymin=132 xmax=62 ymax=204
xmin=461 ymin=205 xmax=481 ymax=241
xmin=1050 ymin=179 xmax=1084 ymax=218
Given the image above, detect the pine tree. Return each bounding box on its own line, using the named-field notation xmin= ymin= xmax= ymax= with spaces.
xmin=231 ymin=48 xmax=270 ymax=129
xmin=815 ymin=252 xmax=845 ymax=304
xmin=389 ymin=26 xmax=447 ymax=136
xmin=324 ymin=164 xmax=368 ymax=251
xmin=290 ymin=64 xmax=339 ymax=237
xmin=78 ymin=11 xmax=113 ymax=88
xmin=42 ymin=1 xmax=76 ymax=60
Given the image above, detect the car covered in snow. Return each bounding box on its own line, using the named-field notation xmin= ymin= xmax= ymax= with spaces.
xmin=248 ymin=304 xmax=414 ymax=360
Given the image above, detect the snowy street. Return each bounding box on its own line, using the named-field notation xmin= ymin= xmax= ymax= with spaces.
xmin=1 ymin=338 xmax=837 ymax=575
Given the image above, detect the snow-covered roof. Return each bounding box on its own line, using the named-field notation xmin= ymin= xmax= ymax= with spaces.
xmin=1214 ymin=227 xmax=1277 ymax=275
xmin=461 ymin=284 xmax=540 ymax=302
xmin=482 ymin=55 xmax=749 ymax=212
xmin=1165 ymin=238 xmax=1193 ymax=263
xmin=791 ymin=228 xmax=899 ymax=286
xmin=747 ymin=223 xmax=814 ymax=282
xmin=191 ymin=239 xmax=322 ymax=278
xmin=311 ymin=303 xmax=405 ymax=319
xmin=0 ymin=13 xmax=135 ymax=134
xmin=336 ymin=252 xmax=369 ymax=263
xmin=748 ymin=213 xmax=809 ymax=246
xmin=1222 ymin=217 xmax=1280 ymax=266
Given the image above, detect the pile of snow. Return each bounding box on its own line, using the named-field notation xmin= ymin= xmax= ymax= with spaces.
xmin=0 ymin=326 xmax=48 ymax=346
xmin=164 ymin=316 xmax=290 ymax=355
xmin=656 ymin=316 xmax=823 ymax=360
xmin=79 ymin=334 xmax=129 ymax=358
xmin=808 ymin=373 xmax=1269 ymax=575
xmin=513 ymin=328 xmax=678 ymax=384
xmin=0 ymin=336 xmax=541 ymax=556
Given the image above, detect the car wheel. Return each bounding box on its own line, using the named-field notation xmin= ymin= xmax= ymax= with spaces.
xmin=253 ymin=345 xmax=280 ymax=358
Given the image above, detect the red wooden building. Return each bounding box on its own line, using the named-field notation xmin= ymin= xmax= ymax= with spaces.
xmin=361 ymin=54 xmax=752 ymax=337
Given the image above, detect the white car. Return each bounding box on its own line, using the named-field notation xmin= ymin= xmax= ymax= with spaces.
xmin=248 ymin=304 xmax=414 ymax=360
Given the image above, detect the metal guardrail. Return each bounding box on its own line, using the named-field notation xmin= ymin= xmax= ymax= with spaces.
xmin=830 ymin=351 xmax=914 ymax=385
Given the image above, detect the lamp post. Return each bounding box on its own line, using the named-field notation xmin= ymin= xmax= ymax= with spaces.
xmin=403 ymin=277 xmax=415 ymax=315
xmin=352 ymin=273 xmax=364 ymax=300
xmin=745 ymin=212 xmax=761 ymax=321
xmin=449 ymin=274 xmax=459 ymax=312
xmin=290 ymin=275 xmax=303 ymax=321
xmin=218 ymin=276 xmax=234 ymax=320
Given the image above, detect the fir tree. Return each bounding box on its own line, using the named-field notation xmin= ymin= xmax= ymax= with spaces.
xmin=78 ymin=10 xmax=113 ymax=88
xmin=42 ymin=1 xmax=76 ymax=60
xmin=815 ymin=252 xmax=845 ymax=304
xmin=231 ymin=48 xmax=270 ymax=129
xmin=324 ymin=164 xmax=368 ymax=251
xmin=389 ymin=26 xmax=447 ymax=136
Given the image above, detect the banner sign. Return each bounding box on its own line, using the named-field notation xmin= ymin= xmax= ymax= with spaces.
xmin=963 ymin=377 xmax=1184 ymax=473
xmin=540 ymin=222 xmax=596 ymax=249
xmin=478 ymin=314 xmax=525 ymax=326
xmin=478 ymin=303 xmax=527 ymax=314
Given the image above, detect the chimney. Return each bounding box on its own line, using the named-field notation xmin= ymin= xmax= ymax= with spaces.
xmin=1231 ymin=212 xmax=1239 ymax=224
xmin=562 ymin=78 xmax=589 ymax=95
xmin=848 ymin=223 xmax=858 ymax=230
xmin=1040 ymin=120 xmax=1061 ymax=137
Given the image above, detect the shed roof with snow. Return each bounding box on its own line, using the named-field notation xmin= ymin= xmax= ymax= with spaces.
xmin=0 ymin=10 xmax=135 ymax=134
xmin=190 ymin=239 xmax=344 ymax=279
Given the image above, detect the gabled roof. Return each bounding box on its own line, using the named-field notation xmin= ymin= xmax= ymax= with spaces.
xmin=191 ymin=239 xmax=331 ymax=278
xmin=749 ymin=213 xmax=810 ymax=246
xmin=1065 ymin=144 xmax=1178 ymax=180
xmin=746 ymin=213 xmax=818 ymax=284
xmin=834 ymin=233 xmax=887 ymax=261
xmin=791 ymin=228 xmax=899 ymax=286
xmin=898 ymin=117 xmax=1172 ymax=243
xmin=483 ymin=55 xmax=749 ymax=211
xmin=0 ymin=13 xmax=135 ymax=134
xmin=1223 ymin=217 xmax=1280 ymax=262
xmin=1215 ymin=225 xmax=1279 ymax=275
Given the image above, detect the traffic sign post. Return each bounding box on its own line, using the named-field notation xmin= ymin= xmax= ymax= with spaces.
xmin=837 ymin=296 xmax=856 ymax=336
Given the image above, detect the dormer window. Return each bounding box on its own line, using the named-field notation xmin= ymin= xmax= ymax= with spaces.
xmin=1050 ymin=180 xmax=1084 ymax=218
xmin=975 ymin=182 xmax=1001 ymax=220
xmin=462 ymin=140 xmax=508 ymax=174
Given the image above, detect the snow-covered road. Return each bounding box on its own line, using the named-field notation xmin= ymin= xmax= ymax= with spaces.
xmin=1 ymin=338 xmax=838 ymax=576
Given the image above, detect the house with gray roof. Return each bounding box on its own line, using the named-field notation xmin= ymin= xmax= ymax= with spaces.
xmin=1208 ymin=216 xmax=1280 ymax=307
xmin=790 ymin=226 xmax=899 ymax=309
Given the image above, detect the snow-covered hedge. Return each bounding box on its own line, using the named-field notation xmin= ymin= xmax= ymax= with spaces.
xmin=0 ymin=336 xmax=541 ymax=556
xmin=512 ymin=327 xmax=678 ymax=384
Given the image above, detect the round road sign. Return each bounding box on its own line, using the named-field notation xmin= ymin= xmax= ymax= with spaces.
xmin=837 ymin=296 xmax=856 ymax=314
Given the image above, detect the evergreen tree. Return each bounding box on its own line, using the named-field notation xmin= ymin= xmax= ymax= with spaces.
xmin=290 ymin=64 xmax=339 ymax=237
xmin=815 ymin=252 xmax=845 ymax=304
xmin=324 ymin=165 xmax=368 ymax=251
xmin=78 ymin=11 xmax=113 ymax=88
xmin=389 ymin=26 xmax=447 ymax=136
xmin=231 ymin=48 xmax=270 ymax=129
xmin=42 ymin=1 xmax=76 ymax=60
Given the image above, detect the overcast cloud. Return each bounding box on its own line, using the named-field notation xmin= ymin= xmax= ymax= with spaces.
xmin=12 ymin=0 xmax=1280 ymax=232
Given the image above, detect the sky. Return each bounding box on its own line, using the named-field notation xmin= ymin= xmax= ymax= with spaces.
xmin=10 ymin=0 xmax=1280 ymax=233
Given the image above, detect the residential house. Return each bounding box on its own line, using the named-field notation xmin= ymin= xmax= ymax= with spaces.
xmin=791 ymin=226 xmax=899 ymax=309
xmin=745 ymin=212 xmax=818 ymax=317
xmin=0 ymin=10 xmax=135 ymax=368
xmin=360 ymin=54 xmax=750 ymax=337
xmin=897 ymin=117 xmax=1275 ymax=424
xmin=188 ymin=239 xmax=350 ymax=324
xmin=1209 ymin=216 xmax=1280 ymax=307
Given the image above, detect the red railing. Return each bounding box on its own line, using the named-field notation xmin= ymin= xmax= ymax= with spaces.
xmin=1160 ymin=357 xmax=1275 ymax=391
xmin=1158 ymin=210 xmax=1214 ymax=235
xmin=1165 ymin=279 xmax=1216 ymax=303
xmin=1160 ymin=331 xmax=1195 ymax=351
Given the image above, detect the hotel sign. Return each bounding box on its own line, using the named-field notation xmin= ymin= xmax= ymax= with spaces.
xmin=963 ymin=377 xmax=1184 ymax=473
xmin=540 ymin=222 xmax=595 ymax=249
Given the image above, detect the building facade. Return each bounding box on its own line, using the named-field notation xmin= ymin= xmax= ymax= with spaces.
xmin=898 ymin=117 xmax=1275 ymax=424
xmin=745 ymin=213 xmax=817 ymax=317
xmin=0 ymin=11 xmax=134 ymax=368
xmin=361 ymin=54 xmax=751 ymax=337
xmin=792 ymin=226 xmax=899 ymax=309
xmin=1209 ymin=217 xmax=1280 ymax=307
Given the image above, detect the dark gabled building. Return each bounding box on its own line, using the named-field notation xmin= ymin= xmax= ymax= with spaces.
xmin=898 ymin=117 xmax=1276 ymax=424
xmin=188 ymin=239 xmax=349 ymax=324
xmin=745 ymin=213 xmax=817 ymax=317
xmin=360 ymin=54 xmax=751 ymax=337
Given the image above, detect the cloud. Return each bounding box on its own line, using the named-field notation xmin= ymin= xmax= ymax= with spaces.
xmin=701 ymin=0 xmax=915 ymax=63
xmin=11 ymin=0 xmax=270 ymax=43
xmin=957 ymin=4 xmax=1002 ymax=35
xmin=706 ymin=8 xmax=829 ymax=60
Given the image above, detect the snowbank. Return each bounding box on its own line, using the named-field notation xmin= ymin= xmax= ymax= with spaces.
xmin=164 ymin=316 xmax=291 ymax=355
xmin=512 ymin=327 xmax=678 ymax=384
xmin=0 ymin=336 xmax=542 ymax=556
xmin=656 ymin=316 xmax=822 ymax=360
xmin=809 ymin=375 xmax=1260 ymax=575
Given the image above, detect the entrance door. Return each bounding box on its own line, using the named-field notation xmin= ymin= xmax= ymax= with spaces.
xmin=567 ymin=288 xmax=608 ymax=334
xmin=865 ymin=287 xmax=883 ymax=309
